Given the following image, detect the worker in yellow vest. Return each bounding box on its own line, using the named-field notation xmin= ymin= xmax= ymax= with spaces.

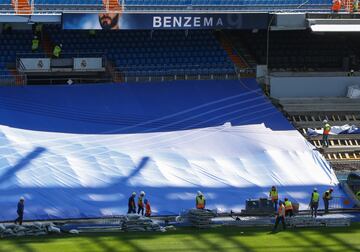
xmin=323 ymin=188 xmax=333 ymax=214
xmin=356 ymin=191 xmax=360 ymax=201
xmin=196 ymin=191 xmax=206 ymax=210
xmin=53 ymin=44 xmax=62 ymax=58
xmin=137 ymin=191 xmax=145 ymax=216
xmin=309 ymin=188 xmax=320 ymax=218
xmin=272 ymin=201 xmax=286 ymax=232
xmin=284 ymin=198 xmax=293 ymax=217
xmin=32 ymin=36 xmax=39 ymax=53
xmin=322 ymin=120 xmax=331 ymax=148
xmin=269 ymin=186 xmax=279 ymax=212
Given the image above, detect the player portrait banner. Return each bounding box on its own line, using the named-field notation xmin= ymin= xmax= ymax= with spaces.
xmin=62 ymin=13 xmax=269 ymax=30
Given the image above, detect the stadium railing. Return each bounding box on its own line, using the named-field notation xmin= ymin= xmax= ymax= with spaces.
xmin=0 ymin=74 xmax=27 ymax=86
xmin=113 ymin=64 xmax=241 ymax=83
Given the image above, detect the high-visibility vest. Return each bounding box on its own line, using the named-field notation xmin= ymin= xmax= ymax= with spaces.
xmin=196 ymin=196 xmax=205 ymax=209
xmin=312 ymin=192 xmax=320 ymax=203
xmin=138 ymin=197 xmax=144 ymax=207
xmin=356 ymin=191 xmax=360 ymax=201
xmin=32 ymin=39 xmax=39 ymax=51
xmin=35 ymin=24 xmax=43 ymax=33
xmin=332 ymin=0 xmax=341 ymax=11
xmin=323 ymin=123 xmax=331 ymax=135
xmin=323 ymin=190 xmax=332 ymax=200
xmin=53 ymin=45 xmax=61 ymax=57
xmin=270 ymin=190 xmax=278 ymax=201
xmin=284 ymin=200 xmax=293 ymax=210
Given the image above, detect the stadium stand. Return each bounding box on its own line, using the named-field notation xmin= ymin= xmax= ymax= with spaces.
xmin=227 ymin=30 xmax=360 ymax=71
xmin=44 ymin=26 xmax=236 ymax=77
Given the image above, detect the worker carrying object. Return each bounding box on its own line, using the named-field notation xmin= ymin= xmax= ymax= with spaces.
xmin=309 ymin=188 xmax=320 ymax=218
xmin=323 ymin=188 xmax=334 ymax=214
xmin=137 ymin=191 xmax=145 ymax=216
xmin=32 ymin=36 xmax=39 ymax=53
xmin=322 ymin=120 xmax=331 ymax=148
xmin=284 ymin=198 xmax=294 ymax=217
xmin=145 ymin=199 xmax=151 ymax=217
xmin=331 ymin=0 xmax=342 ymax=12
xmin=196 ymin=191 xmax=206 ymax=209
xmin=269 ymin=186 xmax=279 ymax=212
xmin=53 ymin=44 xmax=62 ymax=58
xmin=127 ymin=192 xmax=136 ymax=214
xmin=272 ymin=201 xmax=286 ymax=232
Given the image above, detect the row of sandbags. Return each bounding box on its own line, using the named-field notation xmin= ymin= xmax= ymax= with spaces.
xmin=123 ymin=215 xmax=166 ymax=232
xmin=0 ymin=222 xmax=61 ymax=238
xmin=186 ymin=209 xmax=217 ymax=228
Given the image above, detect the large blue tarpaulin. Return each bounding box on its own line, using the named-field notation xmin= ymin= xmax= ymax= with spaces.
xmin=0 ymin=80 xmax=352 ymax=220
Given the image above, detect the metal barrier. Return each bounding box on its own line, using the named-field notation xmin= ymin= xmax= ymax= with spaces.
xmin=0 ymin=74 xmax=27 ymax=86
xmin=113 ymin=65 xmax=240 ymax=83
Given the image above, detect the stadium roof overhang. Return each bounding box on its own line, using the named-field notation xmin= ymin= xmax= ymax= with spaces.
xmin=308 ymin=18 xmax=360 ymax=32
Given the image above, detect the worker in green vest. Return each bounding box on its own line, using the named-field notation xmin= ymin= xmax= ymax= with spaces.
xmin=309 ymin=188 xmax=320 ymax=218
xmin=322 ymin=188 xmax=333 ymax=214
xmin=356 ymin=191 xmax=360 ymax=201
xmin=322 ymin=120 xmax=331 ymax=148
xmin=353 ymin=0 xmax=359 ymax=13
xmin=35 ymin=23 xmax=43 ymax=37
xmin=32 ymin=36 xmax=39 ymax=53
xmin=53 ymin=44 xmax=62 ymax=58
xmin=284 ymin=198 xmax=293 ymax=217
xmin=269 ymin=186 xmax=279 ymax=212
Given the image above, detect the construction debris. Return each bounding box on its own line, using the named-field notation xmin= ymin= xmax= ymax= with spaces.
xmin=0 ymin=222 xmax=60 ymax=238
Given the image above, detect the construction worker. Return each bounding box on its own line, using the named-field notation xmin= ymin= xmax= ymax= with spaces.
xmin=331 ymin=0 xmax=342 ymax=13
xmin=354 ymin=0 xmax=359 ymax=12
xmin=32 ymin=36 xmax=39 ymax=53
xmin=284 ymin=198 xmax=294 ymax=217
xmin=53 ymin=44 xmax=62 ymax=58
xmin=144 ymin=199 xmax=151 ymax=217
xmin=322 ymin=120 xmax=331 ymax=148
xmin=196 ymin=191 xmax=206 ymax=209
xmin=14 ymin=197 xmax=25 ymax=225
xmin=323 ymin=188 xmax=334 ymax=214
xmin=35 ymin=23 xmax=43 ymax=37
xmin=272 ymin=201 xmax=286 ymax=232
xmin=89 ymin=29 xmax=96 ymax=38
xmin=309 ymin=188 xmax=320 ymax=218
xmin=269 ymin=186 xmax=279 ymax=212
xmin=127 ymin=192 xmax=136 ymax=214
xmin=137 ymin=191 xmax=145 ymax=216
xmin=356 ymin=191 xmax=360 ymax=201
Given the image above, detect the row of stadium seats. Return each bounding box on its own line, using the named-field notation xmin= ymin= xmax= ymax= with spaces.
xmin=28 ymin=0 xmax=329 ymax=6
xmin=46 ymin=26 xmax=235 ymax=75
xmin=228 ymin=30 xmax=358 ymax=70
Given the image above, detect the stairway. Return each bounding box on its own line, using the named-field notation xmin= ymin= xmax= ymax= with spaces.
xmin=103 ymin=0 xmax=122 ymax=11
xmin=217 ymin=33 xmax=249 ymax=70
xmin=12 ymin=0 xmax=31 ymax=14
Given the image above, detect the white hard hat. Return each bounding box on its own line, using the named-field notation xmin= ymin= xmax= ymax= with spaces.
xmin=140 ymin=191 xmax=145 ymax=196
xmin=197 ymin=191 xmax=202 ymax=196
xmin=132 ymin=192 xmax=136 ymax=196
xmin=59 ymin=43 xmax=62 ymax=47
xmin=323 ymin=119 xmax=328 ymax=123
xmin=313 ymin=188 xmax=317 ymax=191
xmin=20 ymin=197 xmax=25 ymax=201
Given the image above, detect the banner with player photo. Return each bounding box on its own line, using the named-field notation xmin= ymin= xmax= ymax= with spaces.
xmin=63 ymin=13 xmax=269 ymax=30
